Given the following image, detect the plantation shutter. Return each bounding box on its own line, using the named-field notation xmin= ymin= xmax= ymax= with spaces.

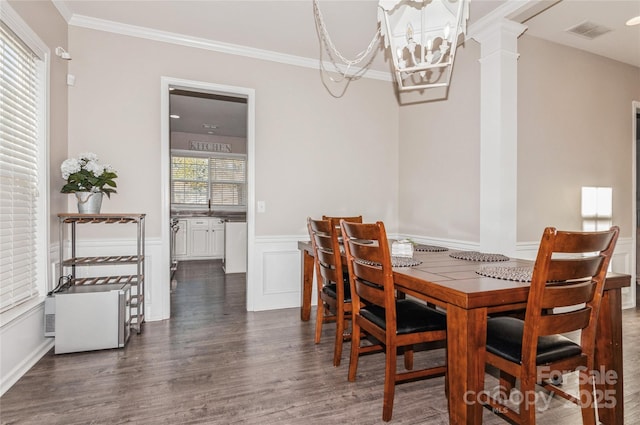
xmin=0 ymin=21 xmax=40 ymax=312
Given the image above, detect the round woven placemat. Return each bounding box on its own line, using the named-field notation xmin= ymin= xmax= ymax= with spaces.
xmin=391 ymin=256 xmax=423 ymax=267
xmin=476 ymin=266 xmax=533 ymax=282
xmin=414 ymin=244 xmax=448 ymax=252
xmin=449 ymin=251 xmax=510 ymax=262
xmin=356 ymin=257 xmax=423 ymax=268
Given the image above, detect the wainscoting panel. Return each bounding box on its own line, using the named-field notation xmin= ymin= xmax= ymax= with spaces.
xmin=262 ymin=251 xmax=302 ymax=294
xmin=248 ymin=234 xmax=482 ymax=313
xmin=250 ymin=237 xmax=304 ymax=311
xmin=612 ymin=237 xmax=635 ymax=309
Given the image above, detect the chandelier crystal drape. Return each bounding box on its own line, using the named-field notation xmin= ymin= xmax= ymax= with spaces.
xmin=313 ymin=0 xmax=469 ymax=94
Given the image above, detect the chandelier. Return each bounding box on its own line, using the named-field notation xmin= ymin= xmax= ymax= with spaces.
xmin=314 ymin=0 xmax=469 ymax=94
xmin=379 ymin=0 xmax=469 ymax=91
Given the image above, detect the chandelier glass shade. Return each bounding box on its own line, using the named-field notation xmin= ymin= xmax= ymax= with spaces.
xmin=378 ymin=0 xmax=469 ymax=91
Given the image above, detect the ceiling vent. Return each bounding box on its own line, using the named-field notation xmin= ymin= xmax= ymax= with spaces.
xmin=566 ymin=21 xmax=612 ymax=40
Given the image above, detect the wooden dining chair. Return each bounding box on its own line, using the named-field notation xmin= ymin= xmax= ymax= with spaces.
xmin=340 ymin=220 xmax=447 ymax=422
xmin=481 ymin=226 xmax=619 ymax=425
xmin=307 ymin=217 xmax=352 ymax=366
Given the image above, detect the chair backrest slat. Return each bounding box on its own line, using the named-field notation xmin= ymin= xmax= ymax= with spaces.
xmin=352 ymin=261 xmax=384 ymax=287
xmin=354 ymin=279 xmax=386 ymax=306
xmin=350 ymin=243 xmax=382 ymax=265
xmin=537 ymin=308 xmax=592 ymax=336
xmin=317 ymin=251 xmax=342 ymax=283
xmin=546 ymin=257 xmax=604 ymax=282
xmin=540 ymin=280 xmax=596 ymax=309
xmin=550 ymin=230 xmax=617 ymax=253
xmin=323 ymin=215 xmax=363 ymax=232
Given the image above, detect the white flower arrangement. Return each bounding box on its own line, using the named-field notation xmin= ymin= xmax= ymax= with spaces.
xmin=60 ymin=152 xmax=118 ymax=197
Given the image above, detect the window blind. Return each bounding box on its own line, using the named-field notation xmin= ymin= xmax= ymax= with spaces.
xmin=171 ymin=156 xmax=209 ymax=204
xmin=0 ymin=21 xmax=40 ymax=312
xmin=171 ymin=154 xmax=246 ymax=207
xmin=209 ymin=157 xmax=246 ymax=206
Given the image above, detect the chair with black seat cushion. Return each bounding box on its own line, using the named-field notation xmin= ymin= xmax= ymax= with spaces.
xmin=340 ymin=220 xmax=447 ymax=422
xmin=307 ymin=217 xmax=352 ymax=366
xmin=482 ymin=226 xmax=619 ymax=425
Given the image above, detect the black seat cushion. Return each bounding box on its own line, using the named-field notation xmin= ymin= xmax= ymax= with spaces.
xmin=322 ymin=271 xmax=352 ymax=301
xmin=359 ymin=300 xmax=446 ymax=334
xmin=486 ymin=316 xmax=583 ymax=365
xmin=322 ymin=283 xmax=351 ymax=302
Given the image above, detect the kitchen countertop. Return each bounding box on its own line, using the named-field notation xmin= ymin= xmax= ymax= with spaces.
xmin=171 ymin=211 xmax=246 ymax=222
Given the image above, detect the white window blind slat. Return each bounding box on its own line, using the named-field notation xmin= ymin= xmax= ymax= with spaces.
xmin=171 ymin=154 xmax=247 ymax=207
xmin=0 ymin=19 xmax=40 ymax=312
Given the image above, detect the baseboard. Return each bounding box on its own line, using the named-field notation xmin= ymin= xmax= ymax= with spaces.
xmin=0 ymin=339 xmax=53 ymax=396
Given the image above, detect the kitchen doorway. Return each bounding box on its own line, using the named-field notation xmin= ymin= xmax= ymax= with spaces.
xmin=161 ymin=77 xmax=255 ymax=319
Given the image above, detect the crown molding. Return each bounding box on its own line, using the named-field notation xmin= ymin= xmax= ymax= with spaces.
xmin=52 ymin=0 xmax=73 ymax=23
xmin=468 ymin=0 xmax=529 ymax=40
xmin=67 ymin=14 xmax=392 ymax=82
xmin=467 ymin=0 xmax=561 ymax=41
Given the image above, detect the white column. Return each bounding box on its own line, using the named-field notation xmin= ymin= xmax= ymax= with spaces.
xmin=470 ymin=19 xmax=526 ymax=257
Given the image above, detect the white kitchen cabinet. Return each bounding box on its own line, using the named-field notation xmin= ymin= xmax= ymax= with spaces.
xmin=211 ymin=221 xmax=225 ymax=258
xmin=174 ymin=219 xmax=188 ymax=259
xmin=189 ymin=219 xmax=209 ymax=257
xmin=187 ymin=218 xmax=225 ymax=259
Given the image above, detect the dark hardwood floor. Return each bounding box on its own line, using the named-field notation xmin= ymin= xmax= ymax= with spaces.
xmin=1 ymin=260 xmax=639 ymax=424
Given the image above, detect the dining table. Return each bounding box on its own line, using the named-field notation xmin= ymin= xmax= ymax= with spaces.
xmin=297 ymin=240 xmax=630 ymax=424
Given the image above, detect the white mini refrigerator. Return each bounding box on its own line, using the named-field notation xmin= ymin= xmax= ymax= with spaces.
xmin=54 ymin=283 xmax=131 ymax=354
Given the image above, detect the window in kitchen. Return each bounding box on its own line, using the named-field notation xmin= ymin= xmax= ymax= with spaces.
xmin=171 ymin=152 xmax=246 ymax=207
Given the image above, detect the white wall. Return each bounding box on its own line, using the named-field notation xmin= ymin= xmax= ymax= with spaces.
xmin=65 ymin=25 xmax=399 ymax=318
xmin=517 ymin=35 xmax=640 ymax=241
xmin=397 ymin=34 xmax=640 ymax=246
xmin=397 ymin=40 xmax=481 ymax=242
xmin=67 ymin=26 xmax=400 ymax=239
xmin=515 ymin=35 xmax=639 ymax=309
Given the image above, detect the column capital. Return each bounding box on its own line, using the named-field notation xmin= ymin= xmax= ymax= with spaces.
xmin=469 ymin=19 xmax=527 ymax=56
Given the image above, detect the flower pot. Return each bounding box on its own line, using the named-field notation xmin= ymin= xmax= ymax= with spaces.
xmin=75 ymin=191 xmax=103 ymax=214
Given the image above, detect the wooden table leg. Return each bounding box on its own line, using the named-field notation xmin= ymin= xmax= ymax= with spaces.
xmin=594 ymin=288 xmax=624 ymax=424
xmin=300 ymin=248 xmax=314 ymax=321
xmin=447 ymin=304 xmax=487 ymax=425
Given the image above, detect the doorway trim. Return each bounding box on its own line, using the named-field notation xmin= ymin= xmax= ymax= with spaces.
xmin=632 ymin=100 xmax=639 ymax=307
xmin=160 ymin=77 xmax=256 ymax=317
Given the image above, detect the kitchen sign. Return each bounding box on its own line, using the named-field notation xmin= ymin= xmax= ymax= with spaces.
xmin=190 ymin=141 xmax=232 ymax=153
